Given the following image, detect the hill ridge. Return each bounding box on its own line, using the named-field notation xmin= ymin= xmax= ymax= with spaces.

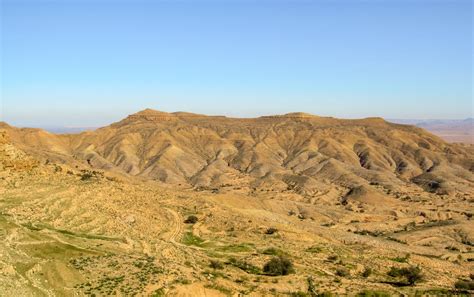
xmin=2 ymin=109 xmax=473 ymax=199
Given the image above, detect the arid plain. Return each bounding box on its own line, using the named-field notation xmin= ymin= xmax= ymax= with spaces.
xmin=1 ymin=109 xmax=473 ymax=296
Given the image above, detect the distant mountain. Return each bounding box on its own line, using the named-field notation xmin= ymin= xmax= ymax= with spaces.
xmin=389 ymin=118 xmax=473 ymax=144
xmin=39 ymin=126 xmax=98 ymax=134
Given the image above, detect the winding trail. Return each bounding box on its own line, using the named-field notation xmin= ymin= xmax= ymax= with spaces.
xmin=163 ymin=207 xmax=184 ymax=244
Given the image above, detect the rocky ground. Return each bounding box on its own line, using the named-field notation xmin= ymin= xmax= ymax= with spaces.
xmin=0 ymin=130 xmax=473 ymax=296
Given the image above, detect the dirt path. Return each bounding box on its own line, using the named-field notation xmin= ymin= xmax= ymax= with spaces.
xmin=163 ymin=208 xmax=183 ymax=244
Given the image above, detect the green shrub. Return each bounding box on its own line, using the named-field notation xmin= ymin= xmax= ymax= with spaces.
xmin=184 ymin=215 xmax=198 ymax=224
xmin=227 ymin=258 xmax=261 ymax=275
xmin=265 ymin=227 xmax=278 ymax=235
xmin=454 ymin=280 xmax=474 ymax=290
xmin=335 ymin=267 xmax=349 ymax=277
xmin=390 ymin=254 xmax=410 ymax=263
xmin=263 ymin=256 xmax=294 ymax=276
xmin=361 ymin=267 xmax=372 ymax=278
xmin=356 ymin=290 xmax=390 ymax=297
xmin=80 ymin=172 xmax=94 ymax=181
xmin=209 ymin=260 xmax=224 ymax=270
xmin=387 ymin=266 xmax=422 ymax=285
xmin=307 ymin=276 xmax=317 ymax=296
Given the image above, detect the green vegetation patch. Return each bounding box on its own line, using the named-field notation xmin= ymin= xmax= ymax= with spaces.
xmin=262 ymin=247 xmax=288 ymax=257
xmin=227 ymin=257 xmax=261 ymax=275
xmin=21 ymin=222 xmax=126 ymax=243
xmin=263 ymin=256 xmax=294 ymax=276
xmin=386 ymin=265 xmax=423 ymax=286
xmin=204 ymin=283 xmax=232 ymax=295
xmin=389 ymin=254 xmax=410 ymax=263
xmin=356 ymin=290 xmax=391 ymax=297
xmin=216 ymin=243 xmax=255 ymax=253
xmin=305 ymin=246 xmax=323 ymax=253
xmin=182 ymin=232 xmax=206 ymax=246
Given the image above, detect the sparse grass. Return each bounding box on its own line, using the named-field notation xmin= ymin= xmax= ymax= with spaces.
xmin=151 ymin=288 xmax=166 ymax=297
xmin=356 ymin=290 xmax=391 ymax=297
xmin=227 ymin=258 xmax=261 ymax=275
xmin=216 ymin=243 xmax=254 ymax=253
xmin=174 ymin=277 xmax=191 ymax=285
xmin=204 ymin=283 xmax=232 ymax=295
xmin=262 ymin=247 xmax=287 ymax=257
xmin=414 ymin=288 xmax=461 ymax=296
xmin=209 ymin=260 xmax=224 ymax=270
xmin=335 ymin=267 xmax=350 ymax=277
xmin=182 ymin=232 xmax=205 ymax=246
xmin=307 ymin=276 xmax=318 ymax=296
xmin=390 ymin=254 xmax=410 ymax=263
xmin=305 ymin=246 xmax=323 ymax=253
xmin=386 ymin=237 xmax=407 ymax=244
xmin=353 ymin=230 xmax=383 ymax=237
xmin=79 ymin=170 xmax=103 ymax=181
xmin=23 ymin=222 xmax=125 ymax=242
xmin=288 ymin=291 xmax=308 ymax=297
xmin=454 ymin=280 xmax=474 ymax=290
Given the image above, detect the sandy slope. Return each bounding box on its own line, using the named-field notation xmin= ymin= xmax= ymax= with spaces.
xmin=0 ymin=125 xmax=473 ymax=295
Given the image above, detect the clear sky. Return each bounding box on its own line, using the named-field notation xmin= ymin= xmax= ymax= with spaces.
xmin=1 ymin=0 xmax=472 ymax=128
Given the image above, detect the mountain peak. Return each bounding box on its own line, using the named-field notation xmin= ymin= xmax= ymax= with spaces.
xmin=132 ymin=108 xmax=172 ymax=116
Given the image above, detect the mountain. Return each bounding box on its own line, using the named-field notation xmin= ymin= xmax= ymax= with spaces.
xmin=389 ymin=118 xmax=474 ymax=144
xmin=1 ymin=113 xmax=474 ymax=295
xmin=2 ymin=109 xmax=473 ymax=200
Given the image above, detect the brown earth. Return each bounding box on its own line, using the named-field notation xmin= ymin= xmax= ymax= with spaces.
xmin=0 ymin=110 xmax=473 ymax=296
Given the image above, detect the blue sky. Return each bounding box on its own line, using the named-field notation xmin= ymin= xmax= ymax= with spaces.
xmin=1 ymin=0 xmax=472 ymax=127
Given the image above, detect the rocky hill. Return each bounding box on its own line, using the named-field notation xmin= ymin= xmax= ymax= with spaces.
xmin=2 ymin=109 xmax=473 ymax=201
xmin=1 ymin=115 xmax=473 ymax=295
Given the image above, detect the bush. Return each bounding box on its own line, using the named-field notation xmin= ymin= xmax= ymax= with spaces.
xmin=209 ymin=260 xmax=224 ymax=270
xmin=227 ymin=257 xmax=261 ymax=275
xmin=263 ymin=256 xmax=294 ymax=276
xmin=361 ymin=267 xmax=372 ymax=278
xmin=184 ymin=215 xmax=198 ymax=224
xmin=335 ymin=267 xmax=350 ymax=277
xmin=80 ymin=172 xmax=94 ymax=181
xmin=454 ymin=280 xmax=474 ymax=290
xmin=265 ymin=227 xmax=278 ymax=235
xmin=79 ymin=170 xmax=103 ymax=181
xmin=387 ymin=266 xmax=422 ymax=285
xmin=390 ymin=254 xmax=410 ymax=263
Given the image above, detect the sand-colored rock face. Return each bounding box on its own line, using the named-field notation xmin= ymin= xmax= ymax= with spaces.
xmin=4 ymin=109 xmax=473 ymax=198
xmin=0 ymin=112 xmax=473 ymax=295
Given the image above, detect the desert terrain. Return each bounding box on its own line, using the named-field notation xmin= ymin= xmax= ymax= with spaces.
xmin=1 ymin=109 xmax=473 ymax=296
xmin=390 ymin=119 xmax=473 ymax=145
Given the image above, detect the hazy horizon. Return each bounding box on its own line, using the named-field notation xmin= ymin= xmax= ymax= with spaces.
xmin=2 ymin=106 xmax=472 ymax=133
xmin=1 ymin=0 xmax=473 ymax=127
